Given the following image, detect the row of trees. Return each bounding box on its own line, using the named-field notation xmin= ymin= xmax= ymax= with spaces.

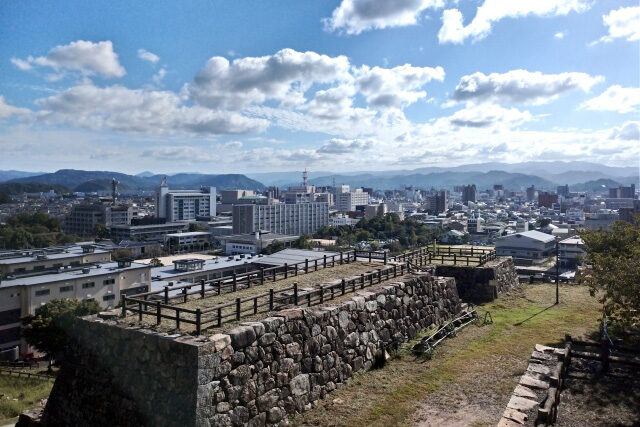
xmin=0 ymin=212 xmax=78 ymax=249
xmin=314 ymin=213 xmax=443 ymax=253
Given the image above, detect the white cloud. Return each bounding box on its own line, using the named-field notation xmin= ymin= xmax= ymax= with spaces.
xmin=609 ymin=121 xmax=640 ymax=141
xmin=581 ymin=85 xmax=640 ymax=114
xmin=451 ymin=70 xmax=603 ymax=105
xmin=35 ymin=84 xmax=267 ymax=135
xmin=317 ymin=138 xmax=374 ymax=154
xmin=355 ymin=64 xmax=445 ymax=108
xmin=324 ymin=0 xmax=444 ymax=35
xmin=15 ymin=40 xmax=125 ymax=78
xmin=152 ymin=68 xmax=167 ymax=85
xmin=0 ymin=96 xmax=31 ymax=119
xmin=137 ymin=49 xmax=160 ymax=64
xmin=141 ymin=146 xmax=217 ymax=162
xmin=438 ymin=0 xmax=591 ymax=44
xmin=595 ymin=6 xmax=640 ymax=44
xmin=188 ymin=48 xmax=351 ymax=110
xmin=10 ymin=58 xmax=33 ymax=71
xmin=554 ymin=31 xmax=567 ymax=39
xmin=448 ymin=104 xmax=533 ymax=128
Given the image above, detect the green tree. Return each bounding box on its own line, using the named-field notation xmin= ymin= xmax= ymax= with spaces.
xmin=149 ymin=257 xmax=163 ymax=267
xmin=262 ymin=240 xmax=285 ymax=254
xmin=22 ymin=299 xmax=101 ymax=368
xmin=295 ymin=234 xmax=314 ymax=250
xmin=94 ymin=224 xmax=109 ymax=239
xmin=579 ymin=216 xmax=640 ymax=333
xmin=188 ymin=223 xmax=208 ymax=232
xmin=537 ymin=218 xmax=552 ymax=229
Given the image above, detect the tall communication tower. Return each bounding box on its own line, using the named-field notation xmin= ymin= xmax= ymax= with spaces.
xmin=112 ymin=177 xmax=119 ymax=204
xmin=303 ymin=168 xmax=308 ymax=187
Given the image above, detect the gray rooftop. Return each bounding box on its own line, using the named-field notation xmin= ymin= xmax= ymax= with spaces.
xmin=0 ymin=261 xmax=150 ymax=289
xmin=254 ymin=249 xmax=339 ymax=267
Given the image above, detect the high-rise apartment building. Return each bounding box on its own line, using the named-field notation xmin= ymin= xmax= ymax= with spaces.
xmin=609 ymin=184 xmax=635 ymax=199
xmin=557 ymin=184 xmax=570 ymax=198
xmin=461 ymin=185 xmax=476 ymax=205
xmin=526 ymin=185 xmax=536 ymax=202
xmin=232 ymin=202 xmax=329 ymax=235
xmin=155 ymin=177 xmax=216 ymax=222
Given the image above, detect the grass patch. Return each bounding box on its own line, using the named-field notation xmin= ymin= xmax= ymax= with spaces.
xmin=293 ymin=283 xmax=601 ymax=426
xmin=0 ymin=374 xmax=53 ymax=423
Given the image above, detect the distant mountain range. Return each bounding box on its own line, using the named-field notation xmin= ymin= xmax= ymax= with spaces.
xmin=3 ymin=169 xmax=265 ymax=192
xmin=0 ymin=161 xmax=636 ymax=194
xmin=247 ymin=161 xmax=638 ymax=191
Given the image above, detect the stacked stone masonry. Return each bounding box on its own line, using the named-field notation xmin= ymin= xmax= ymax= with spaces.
xmin=435 ymin=257 xmax=518 ymax=303
xmin=498 ymin=344 xmax=569 ymax=427
xmin=37 ymin=272 xmax=462 ymax=427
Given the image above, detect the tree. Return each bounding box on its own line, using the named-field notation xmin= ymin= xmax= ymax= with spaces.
xmin=579 ymin=216 xmax=640 ymax=334
xmin=22 ymin=299 xmax=101 ymax=368
xmin=262 ymin=240 xmax=284 ymax=255
xmin=149 ymin=257 xmax=163 ymax=267
xmin=537 ymin=218 xmax=552 ymax=229
xmin=294 ymin=234 xmax=314 ymax=250
xmin=94 ymin=224 xmax=109 ymax=239
xmin=188 ymin=223 xmax=207 ymax=232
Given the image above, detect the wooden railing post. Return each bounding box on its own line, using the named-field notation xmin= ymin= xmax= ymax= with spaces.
xmin=384 ymin=252 xmax=387 ymax=265
xmin=323 ymin=255 xmax=327 ymax=268
xmin=305 ymin=258 xmax=309 ymax=273
xmin=195 ymin=309 xmax=201 ymax=335
xmin=138 ymin=301 xmax=143 ymax=321
xmin=236 ymin=298 xmax=241 ymax=320
xmin=341 ymin=279 xmax=346 ymax=295
xmin=182 ymin=287 xmax=187 ymax=303
xmin=284 ymin=263 xmax=288 ymax=279
xmin=269 ymin=289 xmax=274 ymax=310
xmin=217 ymin=307 xmax=222 ymax=327
xmin=233 ymin=273 xmax=237 ymax=291
xmin=294 ymin=263 xmax=298 ymax=276
xmin=200 ymin=280 xmax=205 ymax=298
xmin=340 ymin=252 xmax=343 ymax=265
xmin=176 ymin=309 xmax=181 ymax=329
xmin=369 ymin=251 xmax=372 ymax=263
xmin=164 ymin=287 xmax=169 ymax=304
xmin=260 ymin=267 xmax=265 ymax=285
xmin=360 ymin=273 xmax=365 ymax=289
xmin=156 ymin=302 xmax=161 ymax=325
xmin=293 ymin=283 xmax=298 ymax=305
xmin=254 ymin=297 xmax=258 ymax=314
xmin=314 ymin=259 xmax=318 ymax=271
xmin=453 ymin=253 xmax=457 ymax=265
xmin=121 ymin=295 xmax=127 ymax=317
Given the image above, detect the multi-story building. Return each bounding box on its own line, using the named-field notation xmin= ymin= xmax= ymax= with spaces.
xmin=164 ymin=232 xmax=211 ymax=253
xmin=557 ymin=185 xmax=570 ymax=198
xmin=155 ymin=177 xmax=216 ymax=222
xmin=461 ymin=185 xmax=476 ymax=205
xmin=110 ymin=222 xmax=189 ymax=242
xmin=526 ymin=185 xmax=536 ymax=202
xmin=0 ymin=244 xmax=111 ymax=278
xmin=232 ymin=202 xmax=329 ymax=235
xmin=105 ymin=205 xmax=136 ymax=227
xmin=0 ymin=259 xmax=151 ymax=357
xmin=64 ymin=203 xmax=106 ymax=237
xmin=425 ymin=191 xmax=448 ymax=214
xmin=364 ymin=203 xmax=387 ymax=219
xmin=336 ymin=189 xmax=369 ymax=212
xmin=538 ymin=192 xmax=558 ymax=208
xmin=608 ymin=184 xmax=635 ymax=199
xmin=329 ymin=214 xmax=360 ymax=227
xmin=558 ymin=237 xmax=585 ymax=269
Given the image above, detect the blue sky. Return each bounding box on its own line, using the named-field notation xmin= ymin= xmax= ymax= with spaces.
xmin=0 ymin=0 xmax=638 ymax=174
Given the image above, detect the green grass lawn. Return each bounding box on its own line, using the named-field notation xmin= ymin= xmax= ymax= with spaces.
xmin=0 ymin=374 xmax=53 ymax=424
xmin=294 ymin=283 xmax=601 ymax=426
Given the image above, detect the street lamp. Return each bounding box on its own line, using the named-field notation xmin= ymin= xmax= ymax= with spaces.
xmin=555 ymin=237 xmax=559 ymax=305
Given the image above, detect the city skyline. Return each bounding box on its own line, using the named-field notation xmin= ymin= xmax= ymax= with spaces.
xmin=1 ymin=0 xmax=639 ymax=174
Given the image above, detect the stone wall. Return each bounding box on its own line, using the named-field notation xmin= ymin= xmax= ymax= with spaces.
xmin=36 ymin=272 xmax=461 ymax=427
xmin=434 ymin=257 xmax=518 ymax=303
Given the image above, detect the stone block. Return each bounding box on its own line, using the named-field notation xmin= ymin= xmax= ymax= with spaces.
xmin=228 ymin=326 xmax=257 ymax=350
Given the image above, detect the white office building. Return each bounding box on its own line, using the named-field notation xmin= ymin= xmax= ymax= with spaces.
xmin=155 ymin=177 xmax=216 ymax=222
xmin=336 ymin=188 xmax=370 ymax=212
xmin=233 ymin=202 xmax=329 ymax=235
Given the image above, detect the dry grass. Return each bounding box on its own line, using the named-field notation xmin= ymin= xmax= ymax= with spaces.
xmin=293 ymin=283 xmax=601 ymax=427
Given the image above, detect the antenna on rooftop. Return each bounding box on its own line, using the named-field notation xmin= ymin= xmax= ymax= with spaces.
xmin=303 ymin=168 xmax=308 ymax=187
xmin=112 ymin=178 xmax=119 ymax=204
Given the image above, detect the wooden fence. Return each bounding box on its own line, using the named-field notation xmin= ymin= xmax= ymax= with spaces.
xmin=121 ymin=247 xmax=497 ymax=335
xmin=0 ymin=368 xmax=56 ymax=380
xmin=123 ymin=262 xmax=409 ymax=334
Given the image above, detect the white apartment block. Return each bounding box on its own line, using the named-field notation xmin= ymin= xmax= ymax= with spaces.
xmin=233 ymin=202 xmax=329 ymax=235
xmin=156 ymin=177 xmax=216 ymax=222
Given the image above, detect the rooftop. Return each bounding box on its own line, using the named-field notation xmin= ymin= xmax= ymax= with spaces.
xmin=0 ymin=261 xmax=149 ymax=289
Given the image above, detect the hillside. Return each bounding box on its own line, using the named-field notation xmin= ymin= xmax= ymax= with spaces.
xmin=74 ymin=179 xmax=129 ymax=193
xmin=570 ymin=179 xmax=623 ymax=193
xmin=0 ymin=170 xmax=45 ymax=183
xmin=0 ymin=182 xmax=71 ymax=195
xmin=9 ymin=169 xmax=266 ymax=191
xmin=309 ymin=170 xmax=554 ymax=191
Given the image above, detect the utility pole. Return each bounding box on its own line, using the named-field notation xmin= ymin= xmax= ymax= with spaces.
xmin=555 ymin=237 xmax=559 ymax=305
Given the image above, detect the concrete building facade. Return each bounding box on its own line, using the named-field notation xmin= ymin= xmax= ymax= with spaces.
xmin=232 ymin=202 xmax=329 ymax=235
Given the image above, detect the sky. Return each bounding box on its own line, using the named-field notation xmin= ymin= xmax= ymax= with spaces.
xmin=0 ymin=0 xmax=638 ymax=175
